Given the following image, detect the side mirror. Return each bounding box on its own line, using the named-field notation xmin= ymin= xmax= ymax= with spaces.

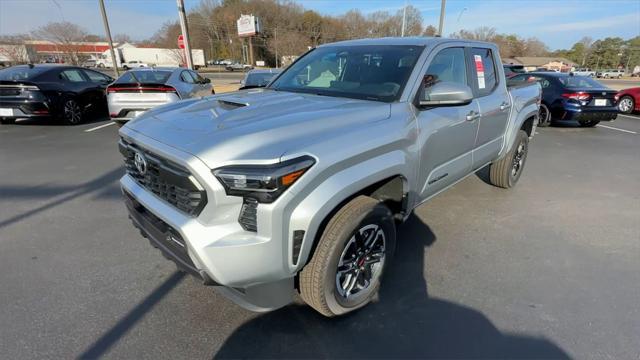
xmin=419 ymin=80 xmax=473 ymax=107
xmin=203 ymin=77 xmax=211 ymax=84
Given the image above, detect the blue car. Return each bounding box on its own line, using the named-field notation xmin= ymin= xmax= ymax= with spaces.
xmin=509 ymin=72 xmax=617 ymax=127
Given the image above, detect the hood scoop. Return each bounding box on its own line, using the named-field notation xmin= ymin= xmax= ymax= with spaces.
xmin=217 ymin=99 xmax=248 ymax=110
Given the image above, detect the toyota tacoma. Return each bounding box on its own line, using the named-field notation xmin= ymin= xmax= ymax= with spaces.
xmin=119 ymin=38 xmax=541 ymax=317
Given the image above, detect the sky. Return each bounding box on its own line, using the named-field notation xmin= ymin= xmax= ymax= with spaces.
xmin=0 ymin=0 xmax=638 ymax=50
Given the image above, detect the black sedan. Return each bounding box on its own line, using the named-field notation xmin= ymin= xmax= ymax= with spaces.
xmin=509 ymin=72 xmax=617 ymax=127
xmin=0 ymin=64 xmax=113 ymax=125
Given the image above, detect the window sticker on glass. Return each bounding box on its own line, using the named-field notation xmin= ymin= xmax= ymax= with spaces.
xmin=474 ymin=54 xmax=485 ymax=89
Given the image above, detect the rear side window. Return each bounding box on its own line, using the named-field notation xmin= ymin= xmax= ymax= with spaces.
xmin=60 ymin=69 xmax=86 ymax=82
xmin=470 ymin=48 xmax=497 ymax=96
xmin=181 ymin=71 xmax=195 ymax=84
xmin=82 ymin=69 xmax=111 ymax=83
xmin=115 ymin=71 xmax=171 ymax=84
xmin=424 ymin=47 xmax=467 ymax=87
xmin=189 ymin=71 xmax=205 ymax=84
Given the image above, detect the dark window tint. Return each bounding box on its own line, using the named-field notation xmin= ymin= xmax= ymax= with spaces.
xmin=115 ymin=70 xmax=171 ymax=84
xmin=531 ymin=76 xmax=551 ymax=88
xmin=181 ymin=71 xmax=195 ymax=84
xmin=82 ymin=69 xmax=111 ymax=83
xmin=425 ymin=47 xmax=467 ymax=87
xmin=189 ymin=71 xmax=205 ymax=84
xmin=0 ymin=66 xmax=48 ymax=81
xmin=470 ymin=48 xmax=497 ymax=96
xmin=60 ymin=69 xmax=86 ymax=82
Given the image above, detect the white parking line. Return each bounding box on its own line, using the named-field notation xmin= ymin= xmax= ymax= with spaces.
xmin=596 ymin=124 xmax=637 ymax=134
xmin=618 ymin=114 xmax=640 ymax=121
xmin=84 ymin=121 xmax=116 ymax=132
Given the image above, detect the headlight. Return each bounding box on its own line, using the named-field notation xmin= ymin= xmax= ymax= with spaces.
xmin=213 ymin=156 xmax=315 ymax=203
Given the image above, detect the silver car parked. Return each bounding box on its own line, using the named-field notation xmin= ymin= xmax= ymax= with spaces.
xmin=107 ymin=67 xmax=214 ymax=124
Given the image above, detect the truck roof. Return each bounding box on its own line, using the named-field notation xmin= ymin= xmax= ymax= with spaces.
xmin=320 ymin=36 xmax=495 ymax=48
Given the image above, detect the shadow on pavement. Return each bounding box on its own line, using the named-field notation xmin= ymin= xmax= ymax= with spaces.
xmin=214 ymin=215 xmax=569 ymax=359
xmin=0 ymin=167 xmax=123 ymax=229
xmin=79 ymin=271 xmax=186 ymax=359
xmin=10 ymin=113 xmax=109 ymax=126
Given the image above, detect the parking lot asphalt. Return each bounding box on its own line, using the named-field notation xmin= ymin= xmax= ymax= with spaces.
xmin=1 ymin=109 xmax=639 ymax=359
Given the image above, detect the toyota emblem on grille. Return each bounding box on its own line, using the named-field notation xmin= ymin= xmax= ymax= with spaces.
xmin=134 ymin=151 xmax=148 ymax=175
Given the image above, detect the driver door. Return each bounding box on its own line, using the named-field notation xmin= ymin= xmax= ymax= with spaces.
xmin=414 ymin=46 xmax=480 ymax=201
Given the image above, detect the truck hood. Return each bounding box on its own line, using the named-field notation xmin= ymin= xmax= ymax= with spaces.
xmin=124 ymin=89 xmax=391 ymax=168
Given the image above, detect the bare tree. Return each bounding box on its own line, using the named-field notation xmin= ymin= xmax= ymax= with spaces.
xmin=114 ymin=34 xmax=132 ymax=44
xmin=423 ymin=25 xmax=438 ymax=36
xmin=31 ymin=21 xmax=88 ymax=64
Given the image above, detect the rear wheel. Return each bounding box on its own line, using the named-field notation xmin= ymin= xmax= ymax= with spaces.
xmin=538 ymin=104 xmax=551 ymax=127
xmin=618 ymin=96 xmax=635 ymax=114
xmin=489 ymin=130 xmax=529 ymax=189
xmin=62 ymin=98 xmax=83 ymax=125
xmin=579 ymin=120 xmax=600 ymax=127
xmin=299 ymin=196 xmax=396 ymax=317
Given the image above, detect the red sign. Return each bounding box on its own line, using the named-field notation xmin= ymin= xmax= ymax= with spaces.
xmin=178 ymin=34 xmax=185 ymax=49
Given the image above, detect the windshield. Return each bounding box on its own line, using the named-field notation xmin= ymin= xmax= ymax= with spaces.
xmin=558 ymin=76 xmax=605 ymax=88
xmin=0 ymin=66 xmax=48 ymax=81
xmin=115 ymin=70 xmax=172 ymax=84
xmin=269 ymin=45 xmax=424 ymax=102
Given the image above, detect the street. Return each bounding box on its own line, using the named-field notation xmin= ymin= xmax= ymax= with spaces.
xmin=0 ymin=109 xmax=638 ymax=358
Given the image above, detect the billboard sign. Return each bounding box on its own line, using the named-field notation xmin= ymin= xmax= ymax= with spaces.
xmin=237 ymin=14 xmax=260 ymax=37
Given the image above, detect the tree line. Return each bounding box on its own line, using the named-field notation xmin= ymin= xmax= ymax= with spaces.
xmin=0 ymin=0 xmax=638 ymax=71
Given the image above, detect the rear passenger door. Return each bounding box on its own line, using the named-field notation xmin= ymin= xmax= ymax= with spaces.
xmin=468 ymin=47 xmax=511 ymax=169
xmin=59 ymin=68 xmax=93 ymax=108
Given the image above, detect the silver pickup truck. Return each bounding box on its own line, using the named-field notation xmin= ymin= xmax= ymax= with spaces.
xmin=119 ymin=37 xmax=541 ymax=317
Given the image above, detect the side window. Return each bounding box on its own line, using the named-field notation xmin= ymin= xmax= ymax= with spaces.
xmin=189 ymin=71 xmax=204 ymax=84
xmin=424 ymin=47 xmax=467 ymax=88
xmin=469 ymin=48 xmax=497 ymax=96
xmin=532 ymin=76 xmax=551 ymax=88
xmin=60 ymin=69 xmax=86 ymax=82
xmin=180 ymin=71 xmax=195 ymax=84
xmin=82 ymin=69 xmax=110 ymax=83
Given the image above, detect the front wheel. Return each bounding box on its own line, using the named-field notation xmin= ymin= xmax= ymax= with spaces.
xmin=489 ymin=130 xmax=529 ymax=189
xmin=299 ymin=196 xmax=396 ymax=317
xmin=618 ymin=96 xmax=635 ymax=114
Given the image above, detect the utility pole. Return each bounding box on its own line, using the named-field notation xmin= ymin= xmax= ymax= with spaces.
xmin=176 ymin=0 xmax=194 ymax=69
xmin=401 ymin=3 xmax=407 ymax=37
xmin=438 ymin=0 xmax=446 ymax=37
xmin=248 ymin=36 xmax=253 ymax=66
xmin=98 ymin=0 xmax=119 ymax=77
xmin=275 ymin=27 xmax=279 ymax=68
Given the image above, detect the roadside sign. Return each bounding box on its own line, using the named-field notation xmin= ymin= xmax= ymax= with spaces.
xmin=237 ymin=14 xmax=260 ymax=37
xmin=178 ymin=34 xmax=185 ymax=49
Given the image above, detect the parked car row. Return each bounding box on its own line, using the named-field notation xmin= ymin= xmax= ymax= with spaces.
xmin=507 ymin=72 xmax=640 ymax=127
xmin=0 ymin=64 xmax=214 ymax=125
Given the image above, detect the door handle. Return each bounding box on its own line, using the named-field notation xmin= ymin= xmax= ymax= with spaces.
xmin=500 ymin=102 xmax=511 ymax=111
xmin=466 ymin=111 xmax=480 ymax=121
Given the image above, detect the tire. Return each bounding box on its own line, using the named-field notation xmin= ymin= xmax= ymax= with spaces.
xmin=538 ymin=103 xmax=551 ymax=127
xmin=618 ymin=96 xmax=635 ymax=114
xmin=62 ymin=98 xmax=83 ymax=125
xmin=0 ymin=118 xmax=16 ymax=124
xmin=579 ymin=120 xmax=600 ymax=127
xmin=299 ymin=195 xmax=396 ymax=317
xmin=489 ymin=130 xmax=529 ymax=189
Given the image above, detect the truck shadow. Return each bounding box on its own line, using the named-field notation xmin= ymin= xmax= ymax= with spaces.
xmin=214 ymin=214 xmax=568 ymax=359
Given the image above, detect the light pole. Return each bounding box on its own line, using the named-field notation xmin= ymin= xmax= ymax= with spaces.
xmin=457 ymin=7 xmax=467 ymax=22
xmin=176 ymin=0 xmax=194 ymax=69
xmin=98 ymin=0 xmax=118 ymax=77
xmin=438 ymin=0 xmax=446 ymax=36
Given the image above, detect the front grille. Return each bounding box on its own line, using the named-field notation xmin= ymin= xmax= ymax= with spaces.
xmin=119 ymin=139 xmax=207 ymax=216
